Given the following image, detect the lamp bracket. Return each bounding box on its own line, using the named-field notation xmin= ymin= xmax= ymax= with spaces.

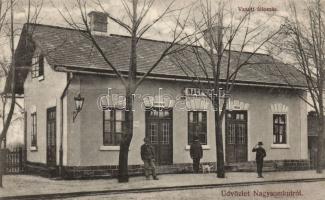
xmin=73 ymin=110 xmax=80 ymax=122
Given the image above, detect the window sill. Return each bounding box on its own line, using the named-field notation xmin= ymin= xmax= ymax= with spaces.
xmin=38 ymin=75 xmax=44 ymax=81
xmin=271 ymin=144 xmax=290 ymax=149
xmin=185 ymin=145 xmax=210 ymax=150
xmin=30 ymin=146 xmax=38 ymax=151
xmin=100 ymin=146 xmax=120 ymax=151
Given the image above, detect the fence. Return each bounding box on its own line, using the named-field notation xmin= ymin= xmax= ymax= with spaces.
xmin=5 ymin=147 xmax=26 ymax=174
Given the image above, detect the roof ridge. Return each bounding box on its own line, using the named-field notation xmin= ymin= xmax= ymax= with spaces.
xmin=109 ymin=34 xmax=188 ymax=45
xmin=109 ymin=34 xmax=270 ymax=56
xmin=223 ymin=49 xmax=270 ymax=56
xmin=25 ymin=23 xmax=180 ymax=46
xmin=25 ymin=23 xmax=87 ymax=33
xmin=26 ymin=23 xmax=272 ymax=57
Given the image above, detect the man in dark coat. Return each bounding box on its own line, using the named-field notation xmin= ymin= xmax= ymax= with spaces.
xmin=141 ymin=137 xmax=158 ymax=180
xmin=190 ymin=135 xmax=203 ymax=173
xmin=252 ymin=141 xmax=266 ymax=178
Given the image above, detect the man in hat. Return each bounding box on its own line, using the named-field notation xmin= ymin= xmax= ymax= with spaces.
xmin=252 ymin=141 xmax=266 ymax=178
xmin=141 ymin=137 xmax=158 ymax=180
xmin=190 ymin=135 xmax=203 ymax=173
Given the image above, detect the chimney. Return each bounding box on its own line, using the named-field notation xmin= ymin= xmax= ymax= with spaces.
xmin=88 ymin=11 xmax=108 ymax=33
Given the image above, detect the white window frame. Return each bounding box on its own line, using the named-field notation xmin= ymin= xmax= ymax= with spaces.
xmin=31 ymin=54 xmax=44 ymax=80
xmin=185 ymin=110 xmax=211 ymax=150
xmin=30 ymin=112 xmax=38 ymax=151
xmin=270 ymin=103 xmax=290 ymax=149
xmin=102 ymin=108 xmax=125 ymax=148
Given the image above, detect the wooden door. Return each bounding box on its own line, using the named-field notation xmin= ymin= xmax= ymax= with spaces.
xmin=225 ymin=110 xmax=248 ymax=163
xmin=146 ymin=108 xmax=173 ymax=165
xmin=47 ymin=107 xmax=56 ymax=166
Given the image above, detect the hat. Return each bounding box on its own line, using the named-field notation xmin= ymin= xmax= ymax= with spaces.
xmin=258 ymin=141 xmax=263 ymax=145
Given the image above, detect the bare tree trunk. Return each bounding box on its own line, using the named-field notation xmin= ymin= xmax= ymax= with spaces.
xmin=214 ymin=95 xmax=225 ymax=178
xmin=1 ymin=98 xmax=6 ymax=149
xmin=118 ymin=89 xmax=134 ymax=182
xmin=317 ymin=116 xmax=324 ymax=173
xmin=0 ymin=0 xmax=15 ymax=188
xmin=119 ymin=1 xmax=137 ymax=180
xmin=0 ymin=149 xmax=5 ymax=187
xmin=317 ymin=86 xmax=324 ymax=173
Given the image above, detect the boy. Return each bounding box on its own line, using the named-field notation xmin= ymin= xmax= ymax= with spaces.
xmin=252 ymin=141 xmax=266 ymax=178
xmin=190 ymin=135 xmax=203 ymax=173
xmin=141 ymin=137 xmax=159 ymax=180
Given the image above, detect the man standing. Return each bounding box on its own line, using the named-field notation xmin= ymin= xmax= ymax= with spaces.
xmin=141 ymin=137 xmax=159 ymax=180
xmin=190 ymin=135 xmax=203 ymax=173
xmin=252 ymin=141 xmax=266 ymax=178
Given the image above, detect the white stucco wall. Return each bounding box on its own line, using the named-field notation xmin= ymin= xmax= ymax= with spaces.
xmin=24 ymin=51 xmax=67 ymax=165
xmin=65 ymin=74 xmax=308 ymax=167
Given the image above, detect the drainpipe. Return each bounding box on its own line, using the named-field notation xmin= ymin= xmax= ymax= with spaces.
xmin=59 ymin=72 xmax=73 ymax=178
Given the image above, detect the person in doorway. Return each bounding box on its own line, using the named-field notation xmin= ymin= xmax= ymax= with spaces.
xmin=141 ymin=137 xmax=159 ymax=180
xmin=190 ymin=135 xmax=203 ymax=173
xmin=252 ymin=141 xmax=266 ymax=178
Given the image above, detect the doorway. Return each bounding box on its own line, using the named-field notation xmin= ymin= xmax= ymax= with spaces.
xmin=46 ymin=107 xmax=56 ymax=166
xmin=225 ymin=110 xmax=248 ymax=163
xmin=145 ymin=108 xmax=173 ymax=165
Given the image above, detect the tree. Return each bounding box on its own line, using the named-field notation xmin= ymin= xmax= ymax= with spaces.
xmin=0 ymin=58 xmax=24 ymax=149
xmin=0 ymin=0 xmax=43 ymax=187
xmin=0 ymin=0 xmax=13 ymax=149
xmin=58 ymin=0 xmax=194 ymax=182
xmin=0 ymin=0 xmax=15 ymax=188
xmin=172 ymin=0 xmax=280 ymax=178
xmin=271 ymin=0 xmax=325 ymax=173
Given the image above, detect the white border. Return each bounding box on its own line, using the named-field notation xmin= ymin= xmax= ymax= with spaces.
xmin=271 ymin=143 xmax=290 ymax=149
xmin=99 ymin=146 xmax=120 ymax=151
xmin=38 ymin=75 xmax=44 ymax=81
xmin=30 ymin=146 xmax=38 ymax=151
xmin=30 ymin=108 xmax=37 ymax=151
xmin=185 ymin=145 xmax=211 ymax=150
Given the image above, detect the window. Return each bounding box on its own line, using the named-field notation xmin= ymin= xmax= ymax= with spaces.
xmin=31 ymin=54 xmax=44 ymax=78
xmin=103 ymin=109 xmax=125 ymax=146
xmin=188 ymin=111 xmax=207 ymax=145
xmin=161 ymin=122 xmax=170 ymax=144
xmin=149 ymin=122 xmax=158 ymax=144
xmin=273 ymin=114 xmax=286 ymax=144
xmin=31 ymin=113 xmax=37 ymax=147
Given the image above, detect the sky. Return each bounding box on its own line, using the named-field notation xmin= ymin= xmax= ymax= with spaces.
xmin=0 ymin=0 xmax=316 ymax=146
xmin=0 ymin=0 xmax=305 ymax=56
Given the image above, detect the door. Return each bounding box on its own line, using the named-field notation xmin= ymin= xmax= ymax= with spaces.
xmin=146 ymin=108 xmax=173 ymax=165
xmin=47 ymin=107 xmax=56 ymax=166
xmin=225 ymin=110 xmax=248 ymax=163
xmin=308 ymin=136 xmax=318 ymax=169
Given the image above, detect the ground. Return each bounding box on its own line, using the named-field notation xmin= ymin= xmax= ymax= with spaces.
xmin=1 ymin=171 xmax=325 ymax=199
xmin=60 ymin=181 xmax=325 ymax=200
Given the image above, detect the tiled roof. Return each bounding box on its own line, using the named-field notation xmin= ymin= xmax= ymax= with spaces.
xmin=12 ymin=23 xmax=306 ymax=94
